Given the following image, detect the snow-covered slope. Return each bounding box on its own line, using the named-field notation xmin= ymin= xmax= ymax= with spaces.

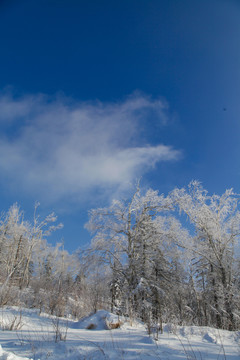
xmin=0 ymin=307 xmax=239 ymax=359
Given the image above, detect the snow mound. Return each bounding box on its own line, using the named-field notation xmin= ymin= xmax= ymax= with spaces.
xmin=202 ymin=332 xmax=217 ymax=343
xmin=163 ymin=324 xmax=224 ymax=345
xmin=179 ymin=326 xmax=221 ymax=344
xmin=73 ymin=310 xmax=125 ymax=330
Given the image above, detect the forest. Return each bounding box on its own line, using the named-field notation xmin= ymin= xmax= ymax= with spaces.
xmin=0 ymin=181 xmax=239 ymax=332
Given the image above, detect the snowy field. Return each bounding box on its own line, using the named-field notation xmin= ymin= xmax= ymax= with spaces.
xmin=0 ymin=307 xmax=239 ymax=359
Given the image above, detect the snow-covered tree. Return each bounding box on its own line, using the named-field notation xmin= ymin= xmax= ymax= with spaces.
xmin=0 ymin=204 xmax=29 ymax=290
xmin=171 ymin=181 xmax=240 ymax=329
xmin=86 ymin=186 xmax=188 ymax=324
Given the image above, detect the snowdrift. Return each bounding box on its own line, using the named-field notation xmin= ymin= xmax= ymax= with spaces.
xmin=72 ymin=309 xmax=125 ymax=330
xmin=0 ymin=307 xmax=239 ymax=359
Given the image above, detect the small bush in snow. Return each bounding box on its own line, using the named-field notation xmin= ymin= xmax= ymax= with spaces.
xmin=0 ymin=311 xmax=23 ymax=331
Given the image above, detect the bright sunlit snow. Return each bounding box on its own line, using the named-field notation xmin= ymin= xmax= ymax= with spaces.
xmin=0 ymin=307 xmax=239 ymax=359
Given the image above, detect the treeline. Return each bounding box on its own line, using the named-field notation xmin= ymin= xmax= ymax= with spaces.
xmin=1 ymin=181 xmax=240 ymax=331
xmin=0 ymin=203 xmax=91 ymax=318
xmin=86 ymin=181 xmax=240 ymax=331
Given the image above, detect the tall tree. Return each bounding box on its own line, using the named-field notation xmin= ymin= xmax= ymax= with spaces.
xmin=86 ymin=186 xmax=187 ymax=323
xmin=171 ymin=181 xmax=240 ymax=330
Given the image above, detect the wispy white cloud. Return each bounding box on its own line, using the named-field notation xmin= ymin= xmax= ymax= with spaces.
xmin=0 ymin=91 xmax=181 ymax=203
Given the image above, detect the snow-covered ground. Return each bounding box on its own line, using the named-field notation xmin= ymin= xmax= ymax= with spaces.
xmin=0 ymin=307 xmax=239 ymax=359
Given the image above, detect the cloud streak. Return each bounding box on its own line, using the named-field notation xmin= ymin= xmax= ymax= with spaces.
xmin=0 ymin=91 xmax=181 ymax=203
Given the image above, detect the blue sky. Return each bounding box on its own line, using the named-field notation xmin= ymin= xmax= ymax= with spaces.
xmin=0 ymin=0 xmax=240 ymax=252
